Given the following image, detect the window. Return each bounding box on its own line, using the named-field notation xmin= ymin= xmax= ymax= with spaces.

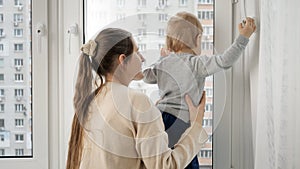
xmin=116 ymin=13 xmax=126 ymax=21
xmin=117 ymin=0 xmax=125 ymax=8
xmin=0 ymin=74 xmax=4 ymax=81
xmin=179 ymin=0 xmax=187 ymax=6
xmin=201 ymin=41 xmax=213 ymax=50
xmin=0 ymin=0 xmax=3 ymax=6
xmin=138 ymin=43 xmax=147 ymax=51
xmin=0 ymin=135 xmax=4 ymax=142
xmin=138 ymin=0 xmax=146 ymax=7
xmin=15 ymin=74 xmax=24 ymax=82
xmin=0 ymin=89 xmax=4 ymax=96
xmin=0 ymin=28 xmax=4 ymax=37
xmin=158 ymin=28 xmax=164 ymax=37
xmin=14 ymin=0 xmax=23 ymax=6
xmin=0 ymin=58 xmax=4 ymax=67
xmin=14 ymin=43 xmax=24 ymax=52
xmin=158 ymin=43 xmax=164 ymax=50
xmin=15 ymin=104 xmax=25 ymax=112
xmin=15 ymin=119 xmax=24 ymax=127
xmin=138 ymin=14 xmax=146 ymax=21
xmin=205 ymin=103 xmax=213 ymax=112
xmin=138 ymin=28 xmax=147 ymax=36
xmin=85 ymin=1 xmax=215 ymax=167
xmin=0 ymin=14 xmax=3 ymax=22
xmin=158 ymin=13 xmax=168 ymax=22
xmin=15 ymin=134 xmax=24 ymax=142
xmin=198 ymin=0 xmax=213 ymax=4
xmin=158 ymin=0 xmax=167 ymax=7
xmin=0 ymin=0 xmax=48 ymax=166
xmin=15 ymin=149 xmax=24 ymax=156
xmin=14 ymin=59 xmax=23 ymax=66
xmin=14 ymin=29 xmax=23 ymax=37
xmin=15 ymin=89 xmax=24 ymax=97
xmin=0 ymin=104 xmax=4 ymax=112
xmin=203 ymin=26 xmax=213 ymax=35
xmin=14 ymin=13 xmax=23 ymax=23
xmin=0 ymin=149 xmax=4 ymax=156
xmin=197 ymin=10 xmax=213 ymax=20
xmin=200 ymin=150 xmax=212 ymax=158
xmin=0 ymin=119 xmax=4 ymax=128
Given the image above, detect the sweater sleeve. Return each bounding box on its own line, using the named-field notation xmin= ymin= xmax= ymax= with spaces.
xmin=143 ymin=67 xmax=158 ymax=84
xmin=191 ymin=34 xmax=249 ymax=77
xmin=132 ymin=93 xmax=208 ymax=169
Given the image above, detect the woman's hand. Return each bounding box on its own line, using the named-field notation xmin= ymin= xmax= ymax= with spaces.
xmin=239 ymin=17 xmax=257 ymax=38
xmin=185 ymin=91 xmax=206 ymax=126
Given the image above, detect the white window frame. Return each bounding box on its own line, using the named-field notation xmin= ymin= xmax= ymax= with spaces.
xmin=179 ymin=0 xmax=187 ymax=6
xmin=213 ymin=0 xmax=232 ymax=168
xmin=14 ymin=13 xmax=23 ymax=23
xmin=15 ymin=134 xmax=24 ymax=142
xmin=58 ymin=0 xmax=233 ymax=169
xmin=0 ymin=104 xmax=4 ymax=112
xmin=0 ymin=0 xmax=3 ymax=6
xmin=0 ymin=44 xmax=3 ymax=51
xmin=0 ymin=0 xmax=48 ymax=168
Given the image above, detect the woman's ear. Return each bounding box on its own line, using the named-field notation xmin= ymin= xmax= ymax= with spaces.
xmin=118 ymin=54 xmax=126 ymax=65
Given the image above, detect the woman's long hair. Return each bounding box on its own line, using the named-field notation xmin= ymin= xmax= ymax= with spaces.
xmin=66 ymin=28 xmax=134 ymax=169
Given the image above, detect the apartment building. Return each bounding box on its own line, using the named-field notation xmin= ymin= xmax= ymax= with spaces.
xmin=0 ymin=0 xmax=32 ymax=156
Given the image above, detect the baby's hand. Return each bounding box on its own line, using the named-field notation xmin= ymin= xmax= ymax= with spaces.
xmin=239 ymin=17 xmax=256 ymax=38
xmin=160 ymin=48 xmax=170 ymax=57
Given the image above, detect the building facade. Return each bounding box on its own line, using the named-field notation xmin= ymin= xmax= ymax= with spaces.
xmin=0 ymin=0 xmax=32 ymax=156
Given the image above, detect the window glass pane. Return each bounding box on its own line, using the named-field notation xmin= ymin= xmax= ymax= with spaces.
xmin=85 ymin=0 xmax=214 ymax=167
xmin=0 ymin=0 xmax=32 ymax=157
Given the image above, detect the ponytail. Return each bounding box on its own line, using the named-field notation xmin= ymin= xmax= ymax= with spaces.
xmin=66 ymin=53 xmax=93 ymax=169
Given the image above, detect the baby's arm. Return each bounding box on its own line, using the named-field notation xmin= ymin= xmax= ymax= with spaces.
xmin=192 ymin=17 xmax=256 ymax=76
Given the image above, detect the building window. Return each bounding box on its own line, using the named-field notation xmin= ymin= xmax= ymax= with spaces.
xmin=201 ymin=41 xmax=213 ymax=50
xmin=158 ymin=13 xmax=168 ymax=22
xmin=14 ymin=0 xmax=22 ymax=6
xmin=205 ymin=103 xmax=213 ymax=112
xmin=0 ymin=135 xmax=4 ymax=142
xmin=0 ymin=44 xmax=3 ymax=51
xmin=0 ymin=119 xmax=4 ymax=128
xmin=0 ymin=89 xmax=4 ymax=96
xmin=200 ymin=150 xmax=212 ymax=158
xmin=138 ymin=28 xmax=147 ymax=36
xmin=158 ymin=28 xmax=165 ymax=37
xmin=15 ymin=119 xmax=24 ymax=127
xmin=15 ymin=89 xmax=24 ymax=97
xmin=15 ymin=73 xmax=24 ymax=82
xmin=15 ymin=104 xmax=25 ymax=112
xmin=138 ymin=0 xmax=146 ymax=7
xmin=0 ymin=58 xmax=3 ymax=67
xmin=0 ymin=0 xmax=3 ymax=6
xmin=158 ymin=43 xmax=164 ymax=50
xmin=14 ymin=43 xmax=24 ymax=52
xmin=0 ymin=149 xmax=4 ymax=155
xmin=117 ymin=0 xmax=125 ymax=8
xmin=158 ymin=0 xmax=167 ymax=7
xmin=15 ymin=149 xmax=24 ymax=156
xmin=198 ymin=0 xmax=213 ymax=4
xmin=0 ymin=28 xmax=4 ymax=37
xmin=14 ymin=29 xmax=23 ymax=37
xmin=14 ymin=13 xmax=23 ymax=22
xmin=116 ymin=13 xmax=126 ymax=21
xmin=138 ymin=43 xmax=146 ymax=51
xmin=15 ymin=134 xmax=24 ymax=142
xmin=203 ymin=26 xmax=213 ymax=35
xmin=0 ymin=104 xmax=4 ymax=112
xmin=14 ymin=58 xmax=23 ymax=66
xmin=138 ymin=13 xmax=146 ymax=21
xmin=0 ymin=14 xmax=3 ymax=22
xmin=197 ymin=10 xmax=213 ymax=20
xmin=179 ymin=0 xmax=187 ymax=6
xmin=0 ymin=74 xmax=4 ymax=81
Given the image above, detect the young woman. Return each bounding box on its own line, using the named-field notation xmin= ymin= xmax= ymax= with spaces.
xmin=66 ymin=28 xmax=208 ymax=169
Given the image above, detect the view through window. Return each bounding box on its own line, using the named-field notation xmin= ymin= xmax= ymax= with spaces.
xmin=85 ymin=0 xmax=214 ymax=167
xmin=0 ymin=0 xmax=33 ymax=157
